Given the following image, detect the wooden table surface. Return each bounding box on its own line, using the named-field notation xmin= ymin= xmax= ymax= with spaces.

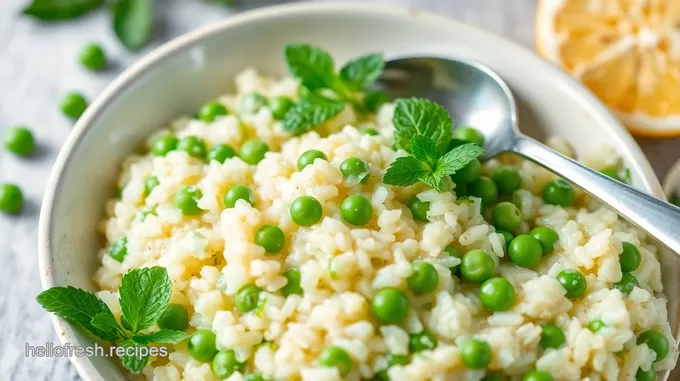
xmin=0 ymin=0 xmax=677 ymax=380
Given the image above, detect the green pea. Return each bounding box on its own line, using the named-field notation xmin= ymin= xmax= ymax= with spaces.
xmin=523 ymin=370 xmax=553 ymax=381
xmin=452 ymin=126 xmax=485 ymax=146
xmin=371 ymin=288 xmax=409 ymax=324
xmin=530 ymin=226 xmax=559 ymax=254
xmin=199 ymin=101 xmax=228 ymax=122
xmin=460 ymin=249 xmax=496 ymax=283
xmin=144 ymin=176 xmax=159 ymax=197
xmin=450 ymin=159 xmax=481 ymax=186
xmin=409 ymin=330 xmax=437 ymax=352
xmin=588 ymin=320 xmax=604 ymax=333
xmin=407 ymin=196 xmax=430 ymax=222
xmin=208 ymin=144 xmax=237 ymax=163
xmin=479 ymin=277 xmax=515 ymax=311
xmin=340 ymin=195 xmax=373 ymax=226
xmin=109 ymin=237 xmax=128 ymax=262
xmin=235 ymin=283 xmax=261 ymax=313
xmin=600 ymin=168 xmax=622 ymax=182
xmin=542 ymin=179 xmax=575 ymax=207
xmin=268 ymin=96 xmax=294 ymax=120
xmin=556 ymin=269 xmax=587 ymax=299
xmin=497 ymin=230 xmax=514 ymax=252
xmin=317 ymin=346 xmax=353 ymax=376
xmin=188 ymin=329 xmax=218 ymax=362
xmin=469 ymin=176 xmax=498 ymax=206
xmin=255 ymin=225 xmax=285 ymax=254
xmin=363 ymin=90 xmax=389 ymax=113
xmin=212 ymin=349 xmax=242 ymax=379
xmin=359 ymin=127 xmax=380 ymax=136
xmin=635 ymin=367 xmax=657 ymax=381
xmin=491 ymin=201 xmax=522 ymax=232
xmin=460 ymin=338 xmax=492 ymax=369
xmin=79 ymin=43 xmax=107 ymax=70
xmin=157 ymin=303 xmax=189 ymax=331
xmin=240 ymin=139 xmax=269 ymax=165
xmin=151 ymin=135 xmax=178 ymax=156
xmin=178 ymin=136 xmax=208 ymax=159
xmin=297 ymin=149 xmax=327 ymax=171
xmin=0 ymin=184 xmax=23 ymax=214
xmin=281 ymin=268 xmax=303 ymax=296
xmin=376 ymin=354 xmax=409 ymax=381
xmin=175 ymin=186 xmax=203 ymax=216
xmin=241 ymin=92 xmax=267 ymax=114
xmin=508 ymin=235 xmax=543 ymax=268
xmin=60 ymin=92 xmax=88 ymax=119
xmin=340 ymin=157 xmax=369 ymax=183
xmin=540 ymin=324 xmax=565 ymax=349
xmin=4 ymin=127 xmax=35 ymax=156
xmin=407 ymin=262 xmax=439 ymax=294
xmin=289 ymin=195 xmax=323 ymax=227
xmin=613 ymin=273 xmax=639 ymax=295
xmin=492 ymin=166 xmax=521 ymax=195
xmin=637 ymin=330 xmax=669 ymax=362
xmin=620 ymin=242 xmax=641 ymax=273
xmin=224 ymin=184 xmax=254 ymax=208
xmin=243 ymin=374 xmax=266 ymax=381
xmin=445 ymin=246 xmax=461 ymax=274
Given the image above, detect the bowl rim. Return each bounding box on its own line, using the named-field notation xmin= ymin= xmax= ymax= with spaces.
xmin=37 ymin=2 xmax=665 ymax=380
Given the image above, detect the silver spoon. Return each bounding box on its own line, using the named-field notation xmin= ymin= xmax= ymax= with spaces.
xmin=379 ymin=56 xmax=680 ymax=256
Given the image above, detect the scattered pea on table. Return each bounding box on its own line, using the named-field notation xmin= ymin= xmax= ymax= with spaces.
xmin=4 ymin=126 xmax=35 ymax=156
xmin=79 ymin=43 xmax=107 ymax=71
xmin=0 ymin=183 xmax=23 ymax=214
xmin=60 ymin=92 xmax=89 ymax=119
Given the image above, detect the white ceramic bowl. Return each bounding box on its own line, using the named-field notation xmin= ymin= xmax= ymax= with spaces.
xmin=39 ymin=2 xmax=679 ymax=380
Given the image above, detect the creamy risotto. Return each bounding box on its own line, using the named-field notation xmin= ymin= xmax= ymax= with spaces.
xmin=93 ymin=66 xmax=676 ymax=381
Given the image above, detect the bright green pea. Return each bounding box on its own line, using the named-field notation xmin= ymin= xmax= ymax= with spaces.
xmin=0 ymin=184 xmax=23 ymax=214
xmin=637 ymin=330 xmax=669 ymax=362
xmin=60 ymin=92 xmax=88 ymax=119
xmin=175 ymin=186 xmax=203 ymax=216
xmin=620 ymin=242 xmax=641 ymax=273
xmin=359 ymin=127 xmax=380 ymax=136
xmin=409 ymin=331 xmax=437 ymax=353
xmin=340 ymin=157 xmax=369 ymax=183
xmin=188 ymin=329 xmax=218 ymax=362
xmin=178 ymin=136 xmax=208 ymax=159
xmin=4 ymin=127 xmax=35 ymax=156
xmin=542 ymin=179 xmax=575 ymax=207
xmin=255 ymin=224 xmax=285 ymax=254
xmin=371 ymin=288 xmax=409 ymax=324
xmin=317 ymin=346 xmax=353 ymax=376
xmin=491 ymin=201 xmax=522 ymax=232
xmin=636 ymin=367 xmax=657 ymax=381
xmin=208 ymin=144 xmax=237 ymax=163
xmin=460 ymin=249 xmax=496 ymax=283
xmin=469 ymin=176 xmax=498 ymax=206
xmin=556 ymin=269 xmax=587 ymax=299
xmin=268 ymin=96 xmax=294 ymax=120
xmin=363 ymin=90 xmax=389 ymax=113
xmin=588 ymin=320 xmax=605 ymax=333
xmin=540 ymin=324 xmax=565 ymax=349
xmin=289 ymin=195 xmax=323 ymax=227
xmin=451 ymin=159 xmax=481 ymax=186
xmin=508 ymin=235 xmax=543 ymax=268
xmin=613 ymin=273 xmax=639 ymax=295
xmin=235 ymin=283 xmax=261 ymax=313
xmin=297 ymin=149 xmax=327 ymax=171
xmin=157 ymin=303 xmax=189 ymax=331
xmin=79 ymin=43 xmax=107 ymax=70
xmin=224 ymin=184 xmax=254 ymax=208
xmin=199 ymin=101 xmax=228 ymax=122
xmin=212 ymin=349 xmax=242 ymax=379
xmin=530 ymin=226 xmax=559 ymax=254
xmin=407 ymin=196 xmax=430 ymax=222
xmin=452 ymin=126 xmax=485 ymax=146
xmin=407 ymin=262 xmax=439 ymax=294
xmin=151 ymin=135 xmax=178 ymax=156
xmin=241 ymin=92 xmax=267 ymax=114
xmin=144 ymin=176 xmax=159 ymax=197
xmin=240 ymin=139 xmax=269 ymax=165
xmin=497 ymin=230 xmax=514 ymax=252
xmin=523 ymin=370 xmax=553 ymax=381
xmin=460 ymin=338 xmax=492 ymax=369
xmin=281 ymin=268 xmax=303 ymax=296
xmin=340 ymin=195 xmax=373 ymax=226
xmin=445 ymin=246 xmax=461 ymax=274
xmin=479 ymin=277 xmax=515 ymax=311
xmin=109 ymin=237 xmax=128 ymax=262
xmin=492 ymin=166 xmax=521 ymax=195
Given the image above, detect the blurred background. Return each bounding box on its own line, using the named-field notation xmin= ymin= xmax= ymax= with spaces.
xmin=1 ymin=0 xmax=678 ymax=379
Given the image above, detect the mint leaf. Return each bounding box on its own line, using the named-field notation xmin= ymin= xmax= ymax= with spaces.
xmin=433 ymin=143 xmax=485 ymax=178
xmin=339 ymin=53 xmax=385 ymax=91
xmin=420 ymin=173 xmax=446 ymax=192
xmin=23 ymin=0 xmax=104 ymax=21
xmin=118 ymin=340 xmax=149 ymax=374
xmin=36 ymin=286 xmax=119 ymax=341
xmin=383 ymin=156 xmax=427 ymax=187
xmin=91 ymin=312 xmax=124 ymax=340
xmin=283 ymin=93 xmax=345 ymax=135
xmin=411 ymin=135 xmax=438 ymax=167
xmin=112 ymin=0 xmax=152 ymax=51
xmin=284 ymin=44 xmax=336 ymax=91
xmin=393 ymin=98 xmax=452 ymax=153
xmin=119 ymin=267 xmax=172 ymax=333
xmin=133 ymin=329 xmax=187 ymax=345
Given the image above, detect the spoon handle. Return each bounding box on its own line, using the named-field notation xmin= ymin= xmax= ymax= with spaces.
xmin=513 ymin=135 xmax=680 ymax=256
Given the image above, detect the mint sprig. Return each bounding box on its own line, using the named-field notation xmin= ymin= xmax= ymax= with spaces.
xmin=283 ymin=93 xmax=345 ymax=135
xmin=393 ymin=98 xmax=452 ymax=154
xmin=36 ymin=266 xmax=186 ymax=374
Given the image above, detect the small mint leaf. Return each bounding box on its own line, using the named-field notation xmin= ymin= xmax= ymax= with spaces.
xmin=393 ymin=98 xmax=452 ymax=153
xmin=284 ymin=44 xmax=336 ymax=91
xmin=433 ymin=143 xmax=485 ymax=178
xmin=133 ymin=329 xmax=187 ymax=345
xmin=419 ymin=173 xmax=446 ymax=192
xmin=339 ymin=53 xmax=385 ymax=91
xmin=118 ymin=340 xmax=149 ymax=374
xmin=283 ymin=93 xmax=345 ymax=135
xmin=411 ymin=135 xmax=438 ymax=167
xmin=119 ymin=266 xmax=172 ymax=333
xmin=383 ymin=156 xmax=427 ymax=187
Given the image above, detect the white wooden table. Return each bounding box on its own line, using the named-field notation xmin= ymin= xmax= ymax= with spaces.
xmin=0 ymin=0 xmax=677 ymax=380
